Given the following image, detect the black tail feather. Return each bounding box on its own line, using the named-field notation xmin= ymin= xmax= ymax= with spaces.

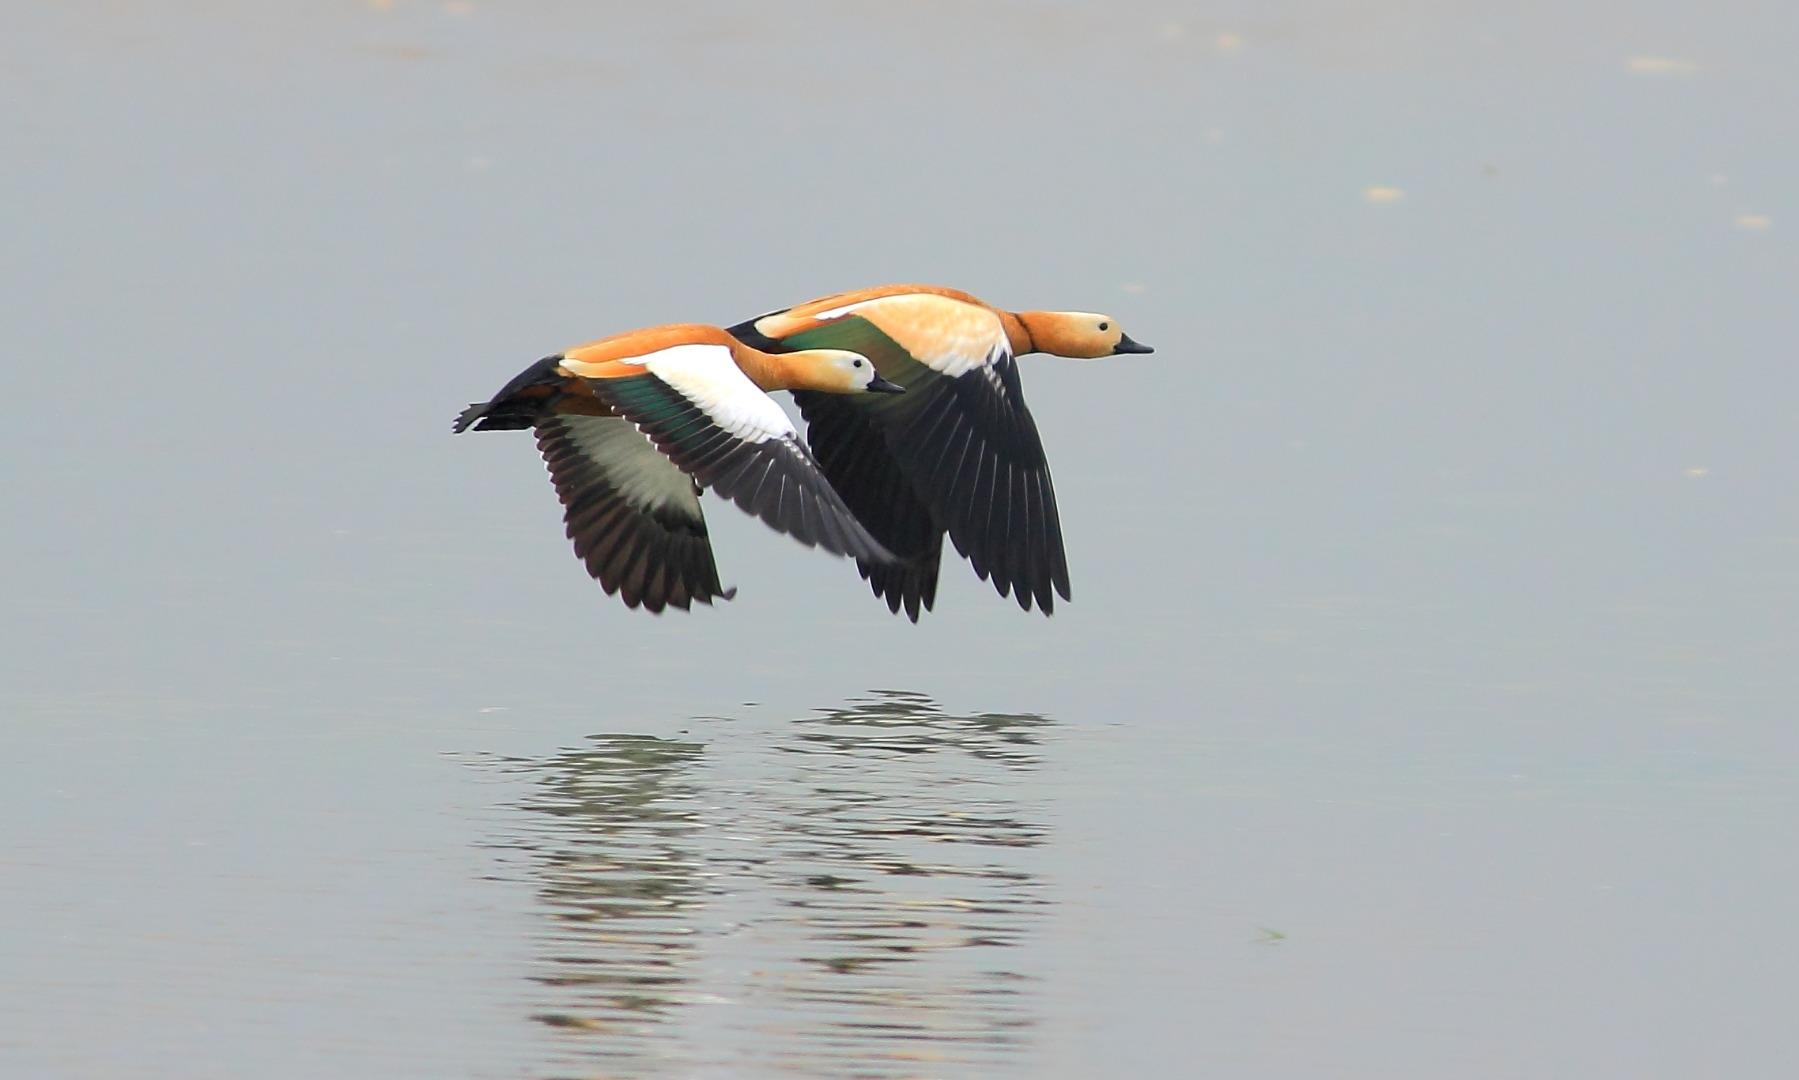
xmin=452 ymin=355 xmax=567 ymax=433
xmin=452 ymin=401 xmax=489 ymax=433
xmin=453 ymin=400 xmax=543 ymax=433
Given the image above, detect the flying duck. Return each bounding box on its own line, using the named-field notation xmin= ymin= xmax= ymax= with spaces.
xmin=455 ymin=323 xmax=905 ymax=613
xmin=728 ymin=284 xmax=1152 ymax=621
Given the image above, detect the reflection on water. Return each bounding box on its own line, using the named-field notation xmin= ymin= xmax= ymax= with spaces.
xmin=479 ymin=691 xmax=1053 ymax=1076
xmin=522 ymin=735 xmax=708 ymax=1030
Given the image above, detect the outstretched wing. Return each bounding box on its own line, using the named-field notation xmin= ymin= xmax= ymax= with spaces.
xmin=793 ymin=386 xmax=945 ymax=621
xmin=535 ymin=409 xmax=734 ymax=612
xmin=574 ymin=343 xmax=894 ymax=565
xmin=734 ymin=295 xmax=1069 ymax=614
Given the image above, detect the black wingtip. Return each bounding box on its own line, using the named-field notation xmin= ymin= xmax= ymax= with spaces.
xmin=859 ymin=554 xmax=941 ymax=623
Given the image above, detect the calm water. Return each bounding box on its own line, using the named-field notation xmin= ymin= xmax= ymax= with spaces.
xmin=4 ymin=2 xmax=1796 ymax=1077
xmin=470 ymin=693 xmax=1053 ymax=1077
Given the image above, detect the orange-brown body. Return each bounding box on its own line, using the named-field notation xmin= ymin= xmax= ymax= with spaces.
xmin=747 ymin=284 xmax=1147 ymax=360
xmin=556 ymin=323 xmax=869 ymax=392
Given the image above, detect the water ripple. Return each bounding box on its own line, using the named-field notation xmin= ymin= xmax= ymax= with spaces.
xmin=477 ymin=690 xmax=1053 ymax=1077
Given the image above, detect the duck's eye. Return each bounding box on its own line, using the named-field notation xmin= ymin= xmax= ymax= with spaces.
xmin=853 ymin=359 xmax=864 ymax=368
xmin=1098 ymin=321 xmax=1110 ymax=332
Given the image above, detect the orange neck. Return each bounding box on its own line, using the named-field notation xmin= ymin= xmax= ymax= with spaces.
xmin=1000 ymin=309 xmax=1039 ymax=355
xmin=728 ymin=343 xmax=803 ymax=392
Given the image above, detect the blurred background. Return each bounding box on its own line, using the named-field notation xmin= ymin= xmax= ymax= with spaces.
xmin=3 ymin=1 xmax=1794 ymax=1077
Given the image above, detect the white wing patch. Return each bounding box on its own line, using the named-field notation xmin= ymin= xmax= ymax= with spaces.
xmin=636 ymin=343 xmax=796 ymax=444
xmin=560 ymin=414 xmax=700 ymax=514
xmin=801 ymin=294 xmax=1007 ymax=379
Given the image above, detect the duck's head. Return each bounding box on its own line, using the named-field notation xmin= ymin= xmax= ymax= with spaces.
xmin=1013 ymin=310 xmax=1154 ymax=359
xmin=786 ymin=349 xmax=907 ymax=394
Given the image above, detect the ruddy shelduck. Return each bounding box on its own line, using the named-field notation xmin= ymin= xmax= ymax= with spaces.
xmin=729 ymin=284 xmax=1152 ymax=620
xmin=455 ymin=323 xmax=905 ymax=613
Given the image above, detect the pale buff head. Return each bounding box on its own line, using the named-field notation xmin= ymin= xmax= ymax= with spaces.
xmin=781 ymin=349 xmax=907 ymax=394
xmin=1012 ymin=310 xmax=1155 ymax=360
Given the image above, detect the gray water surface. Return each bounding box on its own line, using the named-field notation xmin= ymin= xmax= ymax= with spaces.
xmin=4 ymin=1 xmax=1796 ymax=1077
xmin=472 ymin=693 xmax=1052 ymax=1076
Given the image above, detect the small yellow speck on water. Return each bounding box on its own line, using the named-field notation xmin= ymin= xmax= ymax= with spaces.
xmin=1216 ymin=32 xmax=1245 ymax=53
xmin=1735 ymin=214 xmax=1772 ymax=230
xmin=1363 ymin=186 xmax=1406 ymax=204
xmin=1121 ymin=282 xmax=1148 ymax=294
xmin=1684 ymin=467 xmax=1710 ymax=478
xmin=1627 ymin=55 xmax=1699 ymax=75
